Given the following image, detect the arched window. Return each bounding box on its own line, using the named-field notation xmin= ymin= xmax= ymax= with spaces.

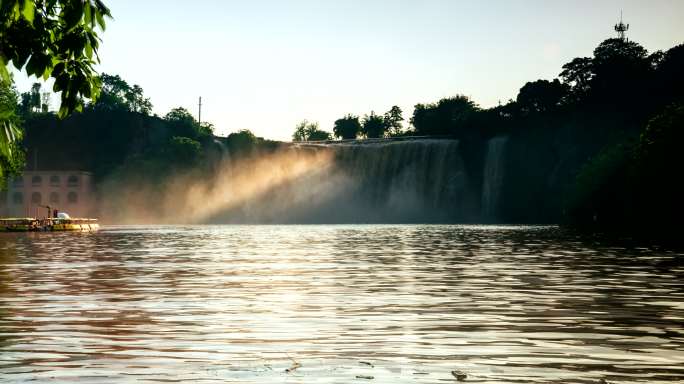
xmin=67 ymin=192 xmax=78 ymax=204
xmin=50 ymin=175 xmax=60 ymax=186
xmin=67 ymin=175 xmax=79 ymax=186
xmin=12 ymin=177 xmax=23 ymax=187
xmin=31 ymin=175 xmax=42 ymax=186
xmin=12 ymin=192 xmax=23 ymax=204
xmin=49 ymin=192 xmax=60 ymax=204
xmin=31 ymin=192 xmax=42 ymax=204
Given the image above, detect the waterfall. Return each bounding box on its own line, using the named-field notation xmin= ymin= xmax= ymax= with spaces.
xmin=211 ymin=139 xmax=474 ymax=223
xmin=481 ymin=136 xmax=509 ymax=220
xmin=326 ymin=139 xmax=471 ymax=222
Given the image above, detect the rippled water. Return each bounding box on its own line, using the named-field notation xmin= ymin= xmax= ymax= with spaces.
xmin=1 ymin=225 xmax=683 ymax=383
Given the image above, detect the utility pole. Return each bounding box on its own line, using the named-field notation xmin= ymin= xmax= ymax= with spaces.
xmin=198 ymin=96 xmax=202 ymax=125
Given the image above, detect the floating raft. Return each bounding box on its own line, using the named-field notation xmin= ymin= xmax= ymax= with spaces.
xmin=0 ymin=218 xmax=100 ymax=232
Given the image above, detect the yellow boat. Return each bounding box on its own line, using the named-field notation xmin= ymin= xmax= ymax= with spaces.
xmin=0 ymin=217 xmax=99 ymax=232
xmin=49 ymin=218 xmax=100 ymax=231
xmin=0 ymin=218 xmax=36 ymax=232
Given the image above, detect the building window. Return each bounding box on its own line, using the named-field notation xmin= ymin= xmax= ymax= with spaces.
xmin=31 ymin=192 xmax=42 ymax=204
xmin=12 ymin=192 xmax=23 ymax=204
xmin=50 ymin=175 xmax=60 ymax=186
xmin=0 ymin=191 xmax=6 ymax=206
xmin=67 ymin=175 xmax=79 ymax=187
xmin=31 ymin=175 xmax=42 ymax=186
xmin=67 ymin=192 xmax=78 ymax=204
xmin=13 ymin=177 xmax=23 ymax=187
xmin=50 ymin=192 xmax=60 ymax=204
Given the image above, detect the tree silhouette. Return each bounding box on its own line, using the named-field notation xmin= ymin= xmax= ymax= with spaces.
xmin=95 ymin=74 xmax=153 ymax=114
xmin=516 ymin=79 xmax=569 ymax=114
xmin=384 ymin=106 xmax=404 ymax=136
xmin=560 ymin=57 xmax=594 ymax=101
xmin=656 ymin=44 xmax=684 ymax=104
xmin=411 ymin=95 xmax=478 ymax=136
xmin=164 ymin=107 xmax=211 ymax=141
xmin=362 ymin=111 xmax=386 ymax=138
xmin=333 ymin=114 xmax=361 ymax=139
xmin=293 ymin=120 xmax=332 ymax=141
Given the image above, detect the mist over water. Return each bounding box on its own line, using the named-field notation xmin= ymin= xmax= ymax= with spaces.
xmin=99 ymin=148 xmax=336 ymax=224
xmin=100 ymin=139 xmax=496 ymax=225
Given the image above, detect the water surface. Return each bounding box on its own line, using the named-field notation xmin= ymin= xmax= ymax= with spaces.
xmin=0 ymin=225 xmax=683 ymax=383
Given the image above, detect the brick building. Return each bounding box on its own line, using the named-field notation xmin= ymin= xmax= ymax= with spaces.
xmin=0 ymin=171 xmax=96 ymax=218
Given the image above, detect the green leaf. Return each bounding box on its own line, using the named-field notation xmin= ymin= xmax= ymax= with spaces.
xmin=21 ymin=0 xmax=34 ymax=23
xmin=85 ymin=41 xmax=93 ymax=59
xmin=0 ymin=119 xmax=21 ymax=158
xmin=95 ymin=11 xmax=106 ymax=31
xmin=84 ymin=1 xmax=92 ymax=26
xmin=25 ymin=54 xmax=40 ymax=76
xmin=57 ymin=105 xmax=69 ymax=119
xmin=11 ymin=1 xmax=20 ymax=20
xmin=0 ymin=64 xmax=10 ymax=85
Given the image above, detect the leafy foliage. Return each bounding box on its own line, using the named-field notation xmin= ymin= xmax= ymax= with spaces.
xmin=0 ymin=80 xmax=24 ymax=186
xmin=94 ymin=73 xmax=152 ymax=114
xmin=164 ymin=107 xmax=212 ymax=141
xmin=361 ymin=111 xmax=386 ymax=138
xmin=411 ymin=95 xmax=478 ymax=136
xmin=225 ymin=129 xmax=257 ymax=154
xmin=333 ymin=114 xmax=361 ymax=140
xmin=383 ymin=105 xmax=404 ymax=136
xmin=0 ymin=0 xmax=112 ymax=118
xmin=165 ymin=136 xmax=201 ymax=165
xmin=0 ymin=0 xmax=111 ymax=182
xmin=516 ymin=79 xmax=569 ymax=114
xmin=292 ymin=120 xmax=331 ymax=142
xmin=565 ymin=103 xmax=684 ymax=237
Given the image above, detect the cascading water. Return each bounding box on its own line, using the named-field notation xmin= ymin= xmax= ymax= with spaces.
xmin=480 ymin=136 xmax=509 ymax=220
xmin=328 ymin=139 xmax=470 ymax=222
xmin=209 ymin=139 xmax=475 ymax=223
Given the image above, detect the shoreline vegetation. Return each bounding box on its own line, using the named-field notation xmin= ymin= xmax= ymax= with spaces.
xmin=1 ymin=33 xmax=683 ymax=239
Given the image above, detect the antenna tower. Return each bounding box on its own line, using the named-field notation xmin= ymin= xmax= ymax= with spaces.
xmin=614 ymin=11 xmax=629 ymax=40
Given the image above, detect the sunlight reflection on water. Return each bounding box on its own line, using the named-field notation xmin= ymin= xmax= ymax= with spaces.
xmin=0 ymin=225 xmax=683 ymax=383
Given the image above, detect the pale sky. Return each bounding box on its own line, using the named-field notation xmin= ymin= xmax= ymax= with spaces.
xmin=13 ymin=0 xmax=684 ymax=140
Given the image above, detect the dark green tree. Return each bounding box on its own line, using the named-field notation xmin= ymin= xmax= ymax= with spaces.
xmin=225 ymin=129 xmax=258 ymax=154
xmin=333 ymin=114 xmax=361 ymax=140
xmin=656 ymin=44 xmax=684 ymax=104
xmin=19 ymin=82 xmax=42 ymax=114
xmin=1 ymin=0 xmax=111 ymax=178
xmin=383 ymin=105 xmax=404 ymax=136
xmin=361 ymin=111 xmax=386 ymax=138
xmin=0 ymin=80 xmax=24 ymax=185
xmin=560 ymin=57 xmax=594 ymax=101
xmin=516 ymin=79 xmax=569 ymax=114
xmin=164 ymin=107 xmax=211 ymax=141
xmin=308 ymin=129 xmax=332 ymax=141
xmin=292 ymin=120 xmax=331 ymax=141
xmin=0 ymin=0 xmax=112 ymax=117
xmin=95 ymin=73 xmax=152 ymax=114
xmin=165 ymin=136 xmax=201 ymax=165
xmin=411 ymin=95 xmax=478 ymax=136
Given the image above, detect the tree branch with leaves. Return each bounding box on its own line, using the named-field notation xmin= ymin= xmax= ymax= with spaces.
xmin=0 ymin=0 xmax=112 ymax=168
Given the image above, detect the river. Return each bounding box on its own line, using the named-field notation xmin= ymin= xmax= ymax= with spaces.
xmin=0 ymin=225 xmax=682 ymax=383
